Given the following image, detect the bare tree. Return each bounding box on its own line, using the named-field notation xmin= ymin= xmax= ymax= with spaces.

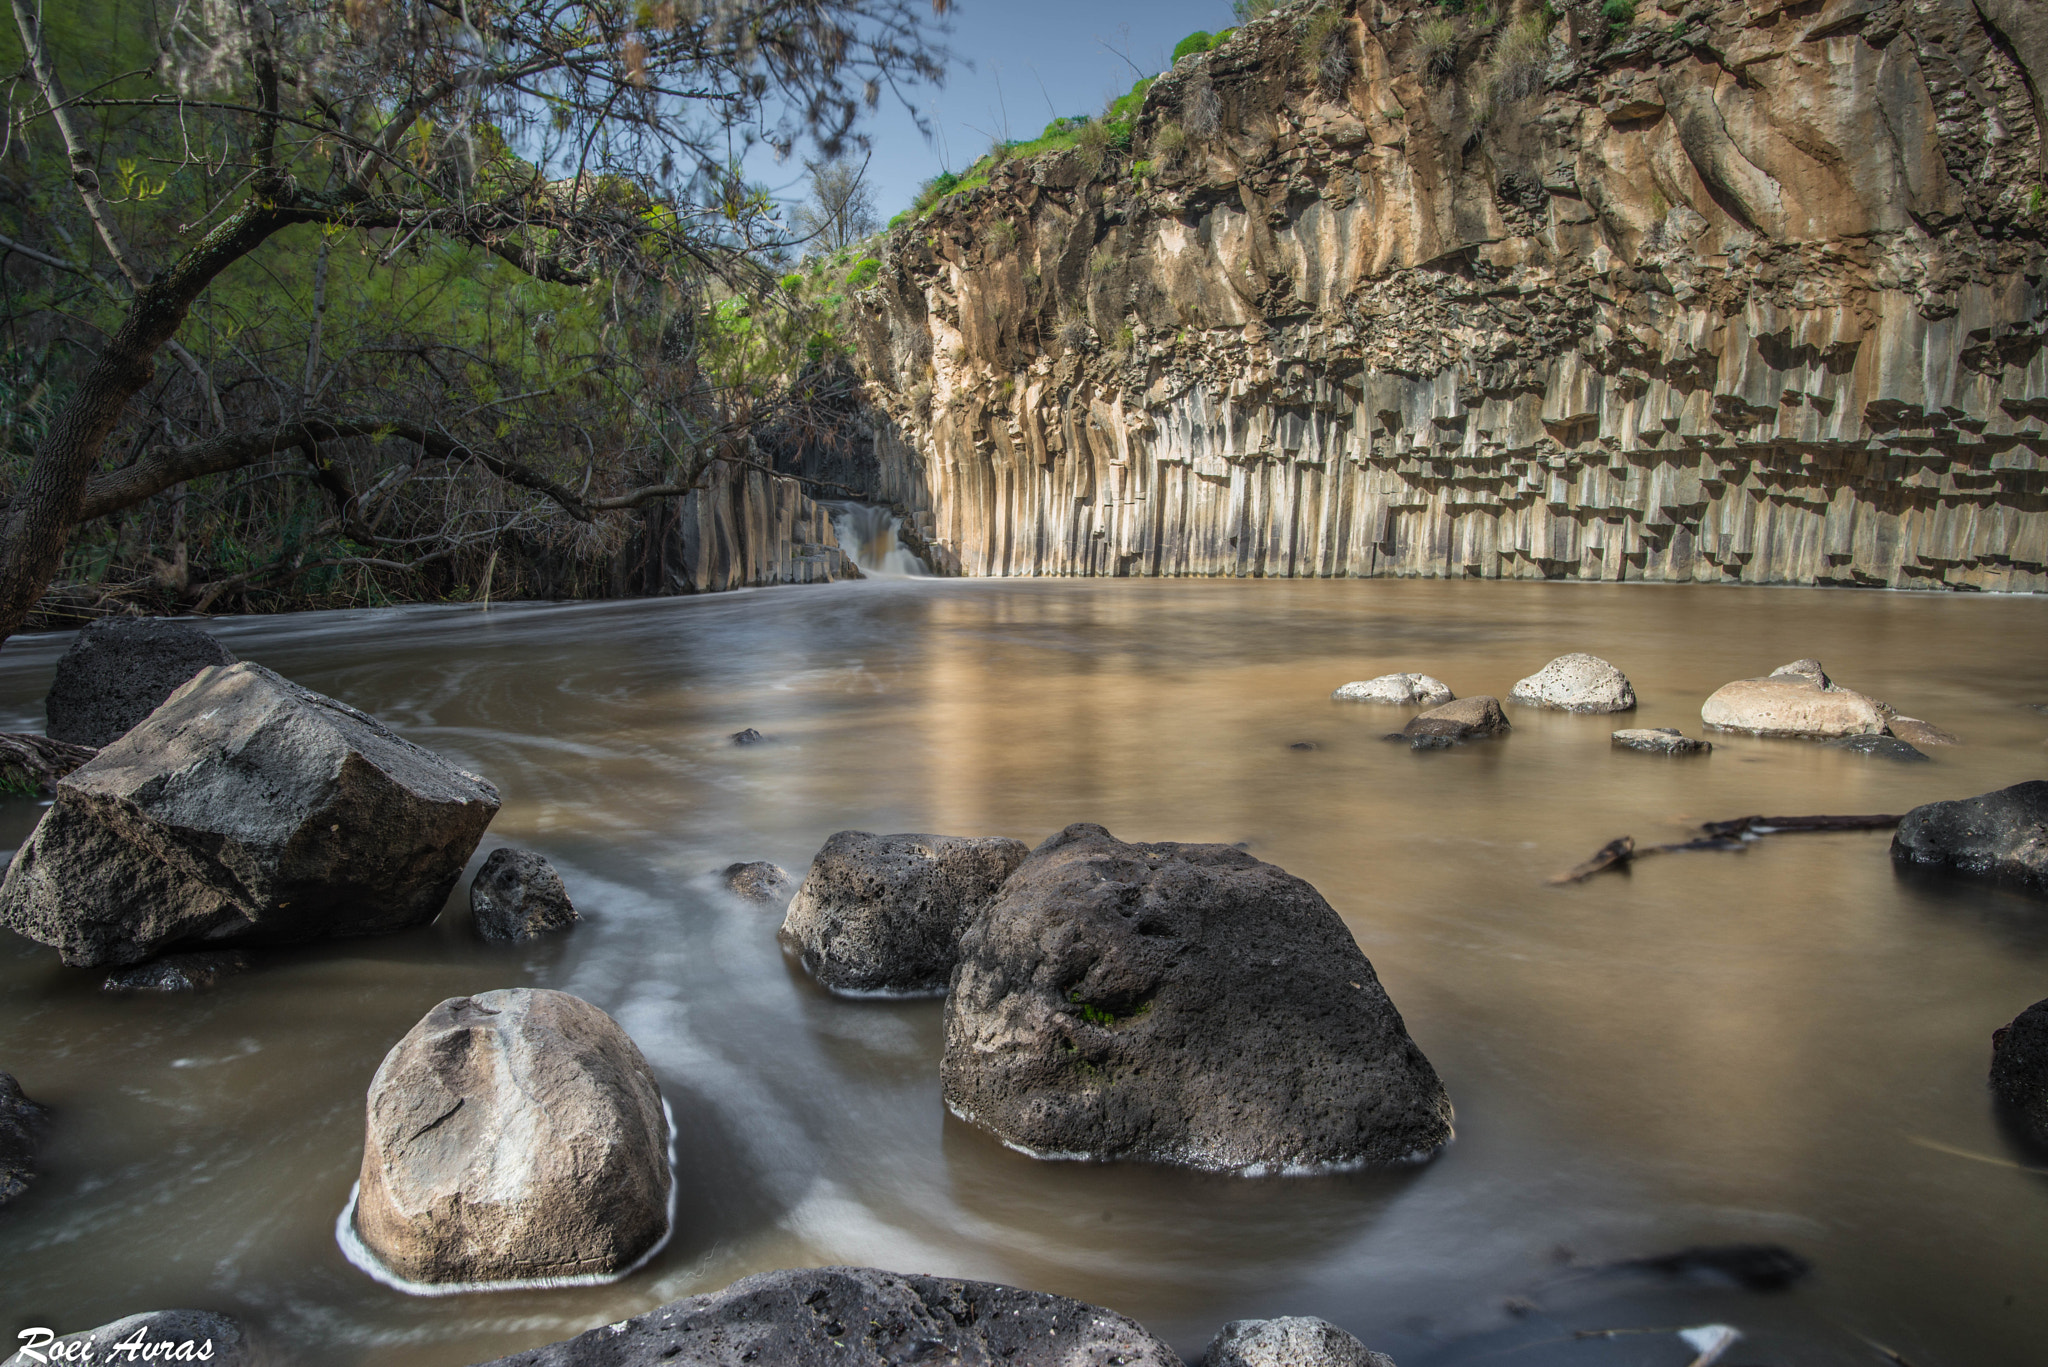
xmin=792 ymin=157 xmax=881 ymax=254
xmin=0 ymin=0 xmax=950 ymax=643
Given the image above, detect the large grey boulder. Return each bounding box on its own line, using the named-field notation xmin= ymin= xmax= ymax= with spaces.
xmin=1992 ymin=997 xmax=2048 ymax=1151
xmin=1 ymin=1311 xmax=251 ymax=1367
xmin=1700 ymin=660 xmax=1888 ymax=738
xmin=1891 ymin=781 xmax=2048 ymax=896
xmin=44 ymin=617 xmax=238 ymax=747
xmin=1332 ymin=673 xmax=1453 ymax=706
xmin=1507 ymin=653 xmax=1636 ymax=713
xmin=0 ymin=662 xmax=501 ymax=967
xmin=942 ymin=823 xmax=1452 ymax=1172
xmin=469 ymin=848 xmax=578 ymax=943
xmin=466 ymin=1265 xmax=1181 ymax=1367
xmin=1391 ymin=695 xmax=1509 ymax=749
xmin=1205 ymin=1317 xmax=1396 ymax=1367
xmin=780 ymin=831 xmax=1029 ymax=995
xmin=350 ymin=989 xmax=671 ymax=1288
xmin=0 ymin=1069 xmax=47 ymax=1207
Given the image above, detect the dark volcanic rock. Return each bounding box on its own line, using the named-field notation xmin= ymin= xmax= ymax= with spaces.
xmin=102 ymin=950 xmax=251 ymax=993
xmin=1619 ymin=1243 xmax=1813 ymax=1292
xmin=725 ymin=860 xmax=795 ymax=905
xmin=470 ymin=848 xmax=578 ymax=942
xmin=731 ymin=728 xmax=766 ymax=745
xmin=352 ymin=989 xmax=670 ymax=1288
xmin=942 ymin=823 xmax=1452 ymax=1171
xmin=1387 ymin=695 xmax=1509 ymax=749
xmin=0 ymin=662 xmax=502 ymax=967
xmin=44 ymin=617 xmax=238 ymax=747
xmin=0 ymin=1069 xmax=48 ymax=1207
xmin=465 ymin=1265 xmax=1181 ymax=1367
xmin=0 ymin=1310 xmax=251 ymax=1367
xmin=1890 ymin=780 xmax=2048 ymax=896
xmin=780 ymin=831 xmax=1029 ymax=995
xmin=1826 ymin=734 xmax=1929 ymax=763
xmin=1205 ymin=1317 xmax=1395 ymax=1367
xmin=1992 ymin=997 xmax=2048 ymax=1151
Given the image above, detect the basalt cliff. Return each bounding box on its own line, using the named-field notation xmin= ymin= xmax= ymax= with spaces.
xmin=795 ymin=0 xmax=2048 ymax=591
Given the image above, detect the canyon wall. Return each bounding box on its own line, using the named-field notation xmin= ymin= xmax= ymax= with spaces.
xmin=826 ymin=0 xmax=2048 ymax=590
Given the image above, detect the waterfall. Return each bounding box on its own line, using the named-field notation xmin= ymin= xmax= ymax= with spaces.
xmin=826 ymin=502 xmax=928 ymax=577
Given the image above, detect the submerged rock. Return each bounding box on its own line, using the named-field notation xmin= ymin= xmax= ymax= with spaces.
xmin=725 ymin=860 xmax=796 ymax=905
xmin=470 ymin=848 xmax=578 ymax=942
xmin=1507 ymin=653 xmax=1636 ymax=713
xmin=466 ymin=1265 xmax=1181 ymax=1367
xmin=1889 ymin=716 xmax=1961 ymax=747
xmin=1890 ymin=781 xmax=2048 ymax=896
xmin=44 ymin=617 xmax=238 ymax=747
xmin=1826 ymin=734 xmax=1930 ymax=763
xmin=780 ymin=831 xmax=1029 ymax=995
xmin=942 ymin=823 xmax=1452 ymax=1171
xmin=1390 ymin=695 xmax=1509 ymax=749
xmin=351 ymin=989 xmax=670 ymax=1289
xmin=0 ymin=1069 xmax=48 ymax=1207
xmin=1992 ymin=997 xmax=2048 ymax=1151
xmin=0 ymin=662 xmax=501 ymax=967
xmin=731 ymin=728 xmax=766 ymax=745
xmin=102 ymin=950 xmax=251 ymax=993
xmin=1332 ymin=673 xmax=1454 ymax=706
xmin=1700 ymin=661 xmax=1888 ymax=739
xmin=1611 ymin=728 xmax=1710 ymax=755
xmin=1205 ymin=1317 xmax=1396 ymax=1367
xmin=1619 ymin=1243 xmax=1813 ymax=1292
xmin=0 ymin=1311 xmax=251 ymax=1367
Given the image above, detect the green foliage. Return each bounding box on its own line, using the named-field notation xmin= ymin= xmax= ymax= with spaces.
xmin=985 ymin=218 xmax=1018 ymax=251
xmin=1603 ymin=0 xmax=1637 ymax=29
xmin=1155 ymin=122 xmax=1189 ymax=158
xmin=2030 ymin=185 xmax=2047 ymax=215
xmin=844 ymin=257 xmax=880 ymax=288
xmin=1132 ymin=159 xmax=1154 ymax=181
xmin=1173 ymin=31 xmax=1216 ymax=63
xmin=1418 ymin=16 xmax=1461 ymax=77
xmin=1066 ymin=991 xmax=1154 ymax=1025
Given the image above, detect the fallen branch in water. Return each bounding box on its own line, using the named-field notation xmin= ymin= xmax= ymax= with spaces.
xmin=1549 ymin=814 xmax=1902 ymax=884
xmin=1700 ymin=813 xmax=1903 ymax=838
xmin=0 ymin=733 xmax=97 ymax=794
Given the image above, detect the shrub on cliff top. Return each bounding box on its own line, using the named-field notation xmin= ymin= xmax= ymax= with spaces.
xmin=1301 ymin=7 xmax=1355 ymax=98
xmin=1174 ymin=31 xmax=1216 ymax=62
xmin=1418 ymin=16 xmax=1461 ymax=79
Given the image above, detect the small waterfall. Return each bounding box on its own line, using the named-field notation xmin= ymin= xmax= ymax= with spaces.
xmin=826 ymin=502 xmax=928 ymax=577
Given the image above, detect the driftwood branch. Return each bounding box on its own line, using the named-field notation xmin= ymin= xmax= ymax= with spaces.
xmin=1550 ymin=814 xmax=1903 ymax=885
xmin=0 ymin=733 xmax=97 ymax=793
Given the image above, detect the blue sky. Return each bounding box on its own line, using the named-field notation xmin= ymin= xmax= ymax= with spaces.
xmin=760 ymin=0 xmax=1244 ymax=230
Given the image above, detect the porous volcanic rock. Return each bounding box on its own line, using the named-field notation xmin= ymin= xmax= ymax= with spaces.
xmin=1611 ymin=728 xmax=1710 ymax=755
xmin=780 ymin=831 xmax=1029 ymax=995
xmin=0 ymin=1069 xmax=47 ymax=1207
xmin=1991 ymin=997 xmax=2048 ymax=1151
xmin=1826 ymin=735 xmax=1930 ymax=763
xmin=470 ymin=848 xmax=578 ymax=943
xmin=1205 ymin=1317 xmax=1396 ymax=1367
xmin=1700 ymin=662 xmax=1889 ymax=739
xmin=1507 ymin=654 xmax=1636 ymax=713
xmin=0 ymin=662 xmax=501 ymax=967
xmin=0 ymin=1311 xmax=251 ymax=1367
xmin=44 ymin=617 xmax=238 ymax=748
xmin=1891 ymin=781 xmax=2048 ymax=895
xmin=351 ymin=989 xmax=670 ymax=1288
xmin=941 ymin=823 xmax=1451 ymax=1171
xmin=1391 ymin=696 xmax=1509 ymax=749
xmin=102 ymin=950 xmax=251 ymax=993
xmin=468 ymin=1266 xmax=1179 ymax=1366
xmin=1332 ymin=674 xmax=1454 ymax=706
xmin=725 ymin=860 xmax=796 ymax=905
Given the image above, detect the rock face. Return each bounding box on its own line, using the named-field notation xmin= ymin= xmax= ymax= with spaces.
xmin=1395 ymin=695 xmax=1509 ymax=748
xmin=470 ymin=848 xmax=578 ymax=943
xmin=0 ymin=1311 xmax=251 ymax=1367
xmin=467 ymin=1266 xmax=1182 ymax=1367
xmin=0 ymin=1070 xmax=47 ymax=1207
xmin=796 ymin=0 xmax=2048 ymax=594
xmin=942 ymin=823 xmax=1452 ymax=1171
xmin=725 ymin=860 xmax=796 ymax=905
xmin=351 ymin=989 xmax=670 ymax=1288
xmin=1612 ymin=727 xmax=1709 ymax=755
xmin=1991 ymin=997 xmax=2048 ymax=1151
xmin=101 ymin=950 xmax=251 ymax=993
xmin=1332 ymin=673 xmax=1453 ymax=706
xmin=1891 ymin=781 xmax=2048 ymax=895
xmin=780 ymin=831 xmax=1030 ymax=995
xmin=44 ymin=617 xmax=238 ymax=747
xmin=0 ymin=662 xmax=501 ymax=967
xmin=1507 ymin=654 xmax=1635 ymax=713
xmin=1827 ymin=735 xmax=1929 ymax=763
xmin=1206 ymin=1317 xmax=1397 ymax=1367
xmin=1701 ymin=663 xmax=1889 ymax=739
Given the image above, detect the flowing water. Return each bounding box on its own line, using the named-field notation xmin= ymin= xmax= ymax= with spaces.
xmin=827 ymin=503 xmax=930 ymax=577
xmin=3 ymin=579 xmax=2047 ymax=1367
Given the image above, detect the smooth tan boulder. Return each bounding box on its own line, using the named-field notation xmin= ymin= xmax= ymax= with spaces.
xmin=350 ymin=989 xmax=670 ymax=1288
xmin=1332 ymin=673 xmax=1454 ymax=706
xmin=1700 ymin=662 xmax=1887 ymax=739
xmin=1890 ymin=716 xmax=1961 ymax=746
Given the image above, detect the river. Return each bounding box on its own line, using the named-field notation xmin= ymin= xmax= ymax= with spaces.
xmin=2 ymin=578 xmax=2046 ymax=1366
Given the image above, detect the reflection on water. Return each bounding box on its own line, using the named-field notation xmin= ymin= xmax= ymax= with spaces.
xmin=1 ymin=579 xmax=2047 ymax=1366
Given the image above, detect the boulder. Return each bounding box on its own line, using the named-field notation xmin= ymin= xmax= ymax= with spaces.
xmin=1889 ymin=716 xmax=1961 ymax=746
xmin=1700 ymin=660 xmax=1888 ymax=738
xmin=1205 ymin=1317 xmax=1396 ymax=1367
xmin=1826 ymin=734 xmax=1929 ymax=763
xmin=725 ymin=860 xmax=796 ymax=905
xmin=780 ymin=831 xmax=1030 ymax=996
xmin=102 ymin=950 xmax=251 ymax=993
xmin=1388 ymin=695 xmax=1509 ymax=749
xmin=942 ymin=823 xmax=1452 ymax=1171
xmin=470 ymin=848 xmax=578 ymax=942
xmin=1507 ymin=653 xmax=1636 ymax=713
xmin=44 ymin=617 xmax=238 ymax=747
xmin=349 ymin=989 xmax=670 ymax=1288
xmin=465 ymin=1265 xmax=1181 ymax=1367
xmin=0 ymin=662 xmax=501 ymax=967
xmin=1332 ymin=673 xmax=1454 ymax=706
xmin=1 ymin=1311 xmax=251 ymax=1367
xmin=1991 ymin=997 xmax=2048 ymax=1150
xmin=1891 ymin=781 xmax=2048 ymax=896
xmin=0 ymin=1069 xmax=47 ymax=1207
xmin=732 ymin=728 xmax=766 ymax=745
xmin=1611 ymin=727 xmax=1710 ymax=755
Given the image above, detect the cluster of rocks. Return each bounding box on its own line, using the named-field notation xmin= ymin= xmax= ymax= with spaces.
xmin=1700 ymin=658 xmax=1958 ymax=760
